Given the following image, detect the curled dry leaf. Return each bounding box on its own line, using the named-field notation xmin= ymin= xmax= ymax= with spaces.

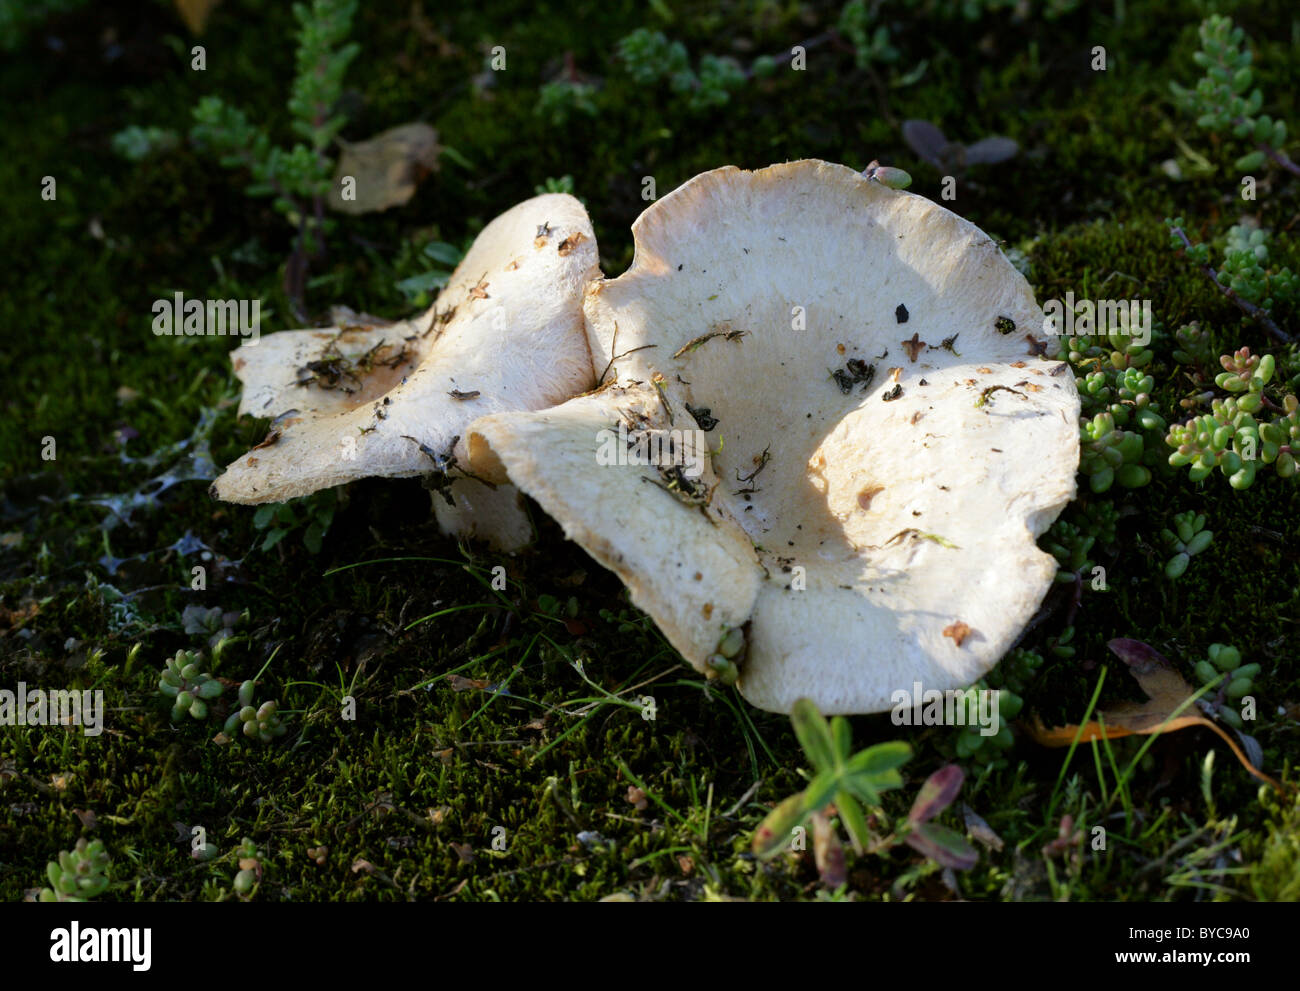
xmin=449 ymin=842 xmax=475 ymax=865
xmin=902 ymin=119 xmax=1019 ymax=173
xmin=961 ymin=804 xmax=1003 ymax=852
xmin=811 ymin=809 xmax=847 ymax=888
xmin=1025 ymin=638 xmax=1288 ymax=792
xmin=446 ymin=674 xmax=491 ymax=692
xmin=329 ymin=123 xmax=441 ymax=215
xmin=1041 ymin=814 xmax=1079 ymax=859
xmin=174 ymin=0 xmax=221 ymax=35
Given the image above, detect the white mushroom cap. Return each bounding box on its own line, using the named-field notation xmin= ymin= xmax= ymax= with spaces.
xmin=230 ymin=313 xmax=431 ymax=422
xmin=468 ymin=160 xmax=1079 ymax=713
xmin=469 ymin=383 xmax=762 ymax=658
xmin=211 ymin=193 xmax=600 ymax=549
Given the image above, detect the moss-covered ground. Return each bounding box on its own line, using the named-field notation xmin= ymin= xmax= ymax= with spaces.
xmin=1 ymin=0 xmax=1298 ymax=901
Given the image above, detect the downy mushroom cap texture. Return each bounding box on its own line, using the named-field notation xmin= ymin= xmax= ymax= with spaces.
xmin=210 ymin=193 xmax=600 ymax=549
xmin=467 ymin=160 xmax=1080 ymax=714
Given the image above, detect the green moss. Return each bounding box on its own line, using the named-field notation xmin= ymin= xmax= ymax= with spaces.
xmin=2 ymin=0 xmax=1298 ymax=901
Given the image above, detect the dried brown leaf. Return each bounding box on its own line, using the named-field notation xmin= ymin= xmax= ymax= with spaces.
xmin=1026 ymin=638 xmax=1288 ymax=792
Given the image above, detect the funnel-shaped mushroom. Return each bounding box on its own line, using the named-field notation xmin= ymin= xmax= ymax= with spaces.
xmin=468 ymin=160 xmax=1079 ymax=713
xmin=211 ymin=193 xmax=600 ymax=549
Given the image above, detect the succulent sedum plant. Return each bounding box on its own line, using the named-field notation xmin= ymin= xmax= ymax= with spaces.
xmin=158 ymin=649 xmax=224 ymax=721
xmin=1051 ymin=322 xmax=1162 ymax=493
xmin=1165 ymin=349 xmax=1298 ymax=488
xmin=951 ymin=649 xmax=1042 ymax=761
xmin=1165 ymin=221 xmax=1293 ymax=342
xmin=1193 ymin=643 xmax=1260 ymax=730
xmin=1172 ymin=321 xmax=1215 ymax=367
xmin=39 ymin=838 xmax=111 ymax=902
xmin=1161 ymin=510 xmax=1213 ymax=579
xmin=233 ymin=838 xmax=263 ymax=895
xmin=1079 ymin=412 xmax=1151 ymax=493
xmin=1169 ymin=14 xmax=1297 ymax=175
xmin=616 ymin=28 xmax=748 ymax=112
xmin=1045 ymin=520 xmax=1096 ymax=585
xmin=1217 ymin=226 xmax=1299 ymax=312
xmin=222 ymin=681 xmax=288 ymax=743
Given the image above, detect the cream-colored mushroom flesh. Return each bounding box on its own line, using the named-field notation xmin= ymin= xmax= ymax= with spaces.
xmin=470 ymin=384 xmax=763 ymax=659
xmin=469 ymin=160 xmax=1079 ymax=714
xmin=211 ymin=193 xmax=600 ymax=549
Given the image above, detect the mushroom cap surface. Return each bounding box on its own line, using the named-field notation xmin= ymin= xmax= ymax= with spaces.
xmin=470 ymin=160 xmax=1079 ymax=713
xmin=211 ymin=193 xmax=600 ymax=548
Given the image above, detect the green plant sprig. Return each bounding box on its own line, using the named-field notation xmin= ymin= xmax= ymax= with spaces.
xmin=1172 ymin=320 xmax=1215 ymax=366
xmin=233 ymin=837 xmax=263 ymax=896
xmin=1051 ymin=323 xmax=1164 ymax=494
xmin=1165 ymin=222 xmax=1290 ymax=344
xmin=752 ymin=698 xmax=977 ymax=872
xmin=615 ymin=28 xmax=748 ymax=112
xmin=1161 ymin=510 xmax=1213 ymax=579
xmin=223 ymin=680 xmax=289 ymax=743
xmin=1169 ymin=14 xmax=1299 ymax=177
xmin=189 ymin=0 xmax=360 ymax=317
xmin=951 ymin=649 xmax=1042 ymax=762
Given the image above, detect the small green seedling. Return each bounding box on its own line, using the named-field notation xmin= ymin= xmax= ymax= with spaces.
xmin=189 ymin=0 xmax=361 ymax=315
xmin=705 ymin=626 xmax=745 ymax=685
xmin=752 ymin=698 xmax=976 ymax=873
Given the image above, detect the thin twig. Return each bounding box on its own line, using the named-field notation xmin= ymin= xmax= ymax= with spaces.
xmin=598 ymin=319 xmax=659 ymax=384
xmin=1168 ymin=226 xmax=1292 ymax=343
xmin=722 ymin=778 xmax=764 ymax=818
xmin=1256 ymin=142 xmax=1300 ymax=176
xmin=740 ymin=31 xmax=835 ymax=80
